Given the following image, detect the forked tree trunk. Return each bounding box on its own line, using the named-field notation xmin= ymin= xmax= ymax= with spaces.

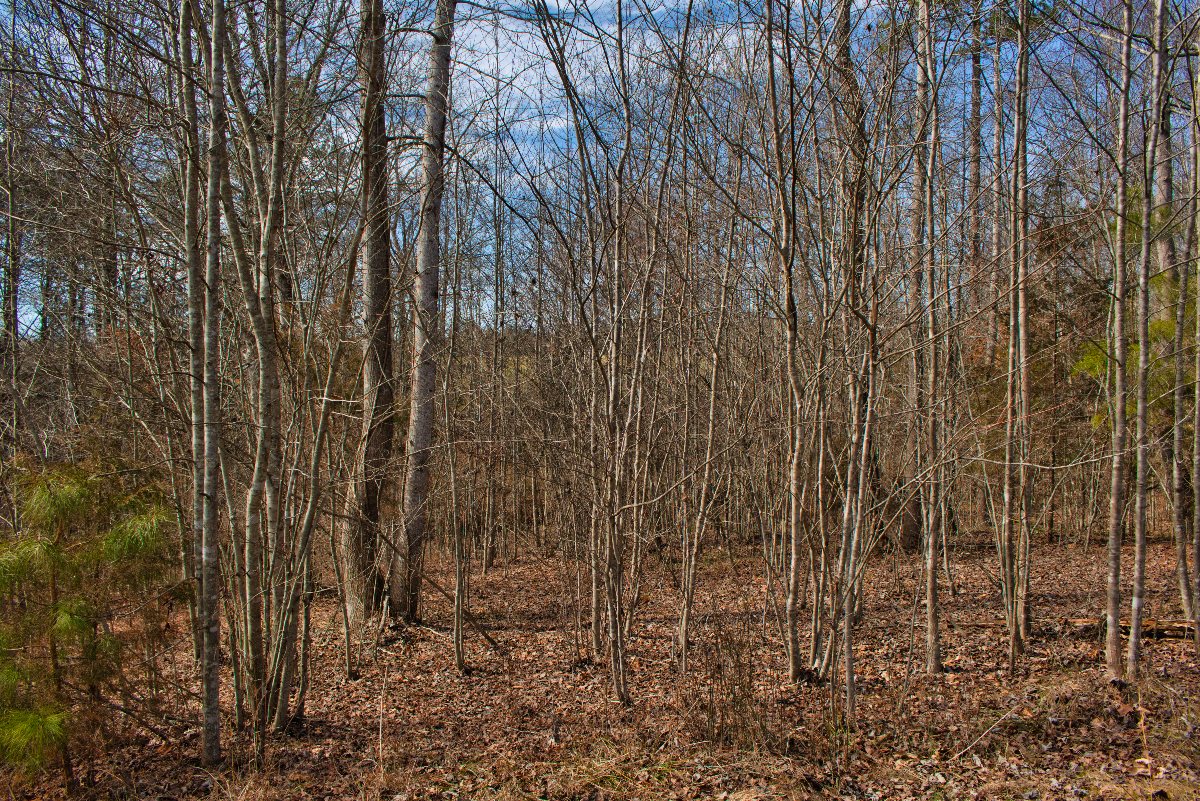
xmin=763 ymin=0 xmax=806 ymax=684
xmin=830 ymin=0 xmax=870 ymax=721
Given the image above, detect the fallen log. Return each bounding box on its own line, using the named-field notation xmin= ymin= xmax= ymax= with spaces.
xmin=1064 ymin=617 xmax=1197 ymax=639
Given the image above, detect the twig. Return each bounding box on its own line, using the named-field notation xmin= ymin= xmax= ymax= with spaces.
xmin=421 ymin=574 xmax=506 ymax=655
xmin=378 ymin=664 xmax=387 ymax=775
xmin=953 ymin=708 xmax=1017 ymax=761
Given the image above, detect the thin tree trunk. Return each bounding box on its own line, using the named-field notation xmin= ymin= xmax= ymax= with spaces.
xmin=1107 ymin=0 xmax=1134 ymax=681
xmin=3 ymin=4 xmax=19 ymax=458
xmin=1161 ymin=68 xmax=1194 ymax=622
xmin=764 ymin=0 xmax=808 ymax=684
xmin=968 ymin=1 xmax=983 ymax=295
xmin=1128 ymin=0 xmax=1168 ymax=680
xmin=200 ymin=0 xmax=228 ymax=764
xmin=1192 ymin=32 xmax=1200 ymax=654
xmin=1014 ymin=0 xmax=1033 ymax=643
xmin=445 ymin=213 xmax=466 ymax=673
xmin=179 ymin=0 xmax=204 ymax=665
xmin=1171 ymin=150 xmax=1193 ymax=622
xmin=260 ymin=0 xmax=288 ymax=735
xmin=919 ymin=0 xmax=942 ymax=676
xmin=831 ymin=0 xmax=869 ymax=721
xmin=988 ymin=36 xmax=1005 ymax=370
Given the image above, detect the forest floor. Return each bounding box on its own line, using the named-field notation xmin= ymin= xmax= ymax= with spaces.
xmin=11 ymin=538 xmax=1200 ymax=800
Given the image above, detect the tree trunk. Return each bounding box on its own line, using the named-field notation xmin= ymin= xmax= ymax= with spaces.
xmin=1014 ymin=0 xmax=1033 ymax=644
xmin=178 ymin=0 xmax=204 ymax=665
xmin=1128 ymin=0 xmax=1168 ymax=680
xmin=919 ymin=0 xmax=942 ymax=677
xmin=3 ymin=5 xmax=20 ymax=457
xmin=342 ymin=0 xmax=394 ymax=632
xmin=395 ymin=0 xmax=457 ymax=622
xmin=200 ymin=0 xmax=228 ymax=764
xmin=1106 ymin=0 xmax=1134 ymax=681
xmin=1192 ymin=31 xmax=1200 ymax=655
xmin=988 ymin=36 xmax=1005 ymax=370
xmin=831 ymin=0 xmax=870 ymax=721
xmin=1160 ymin=72 xmax=1194 ymax=622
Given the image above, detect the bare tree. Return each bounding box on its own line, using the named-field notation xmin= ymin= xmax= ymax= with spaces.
xmin=341 ymin=0 xmax=395 ymax=637
xmin=1107 ymin=0 xmax=1134 ymax=681
xmin=1128 ymin=0 xmax=1169 ymax=680
xmin=200 ymin=0 xmax=228 ymax=764
xmin=395 ymin=0 xmax=458 ymax=622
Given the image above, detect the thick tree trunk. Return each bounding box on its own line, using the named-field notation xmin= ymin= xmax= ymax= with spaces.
xmin=395 ymin=0 xmax=457 ymax=622
xmin=342 ymin=0 xmax=394 ymax=632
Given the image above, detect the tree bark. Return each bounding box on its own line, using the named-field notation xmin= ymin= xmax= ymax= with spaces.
xmin=1128 ymin=0 xmax=1168 ymax=680
xmin=3 ymin=5 xmax=20 ymax=457
xmin=1192 ymin=31 xmax=1200 ymax=655
xmin=1160 ymin=72 xmax=1194 ymax=622
xmin=342 ymin=0 xmax=394 ymax=632
xmin=917 ymin=0 xmax=943 ymax=677
xmin=200 ymin=0 xmax=228 ymax=765
xmin=178 ymin=0 xmax=204 ymax=665
xmin=395 ymin=0 xmax=457 ymax=622
xmin=1106 ymin=0 xmax=1133 ymax=681
xmin=1014 ymin=0 xmax=1033 ymax=644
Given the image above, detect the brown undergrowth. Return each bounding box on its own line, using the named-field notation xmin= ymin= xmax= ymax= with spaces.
xmin=5 ymin=540 xmax=1199 ymax=800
